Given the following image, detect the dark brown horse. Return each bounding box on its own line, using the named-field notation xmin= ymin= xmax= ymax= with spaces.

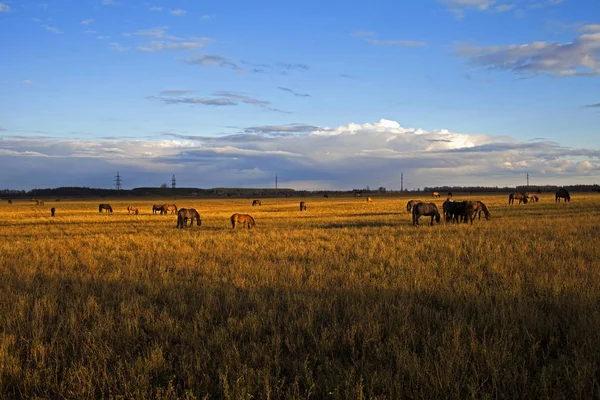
xmin=176 ymin=208 xmax=202 ymax=228
xmin=412 ymin=202 xmax=441 ymax=226
xmin=252 ymin=200 xmax=262 ymax=206
xmin=7 ymin=200 xmax=12 ymax=204
xmin=508 ymin=192 xmax=528 ymax=205
xmin=444 ymin=200 xmax=476 ymax=224
xmin=555 ymin=188 xmax=570 ymax=202
xmin=51 ymin=207 xmax=56 ymax=217
xmin=406 ymin=199 xmax=422 ymax=213
xmin=323 ymin=194 xmax=329 ymax=198
xmin=98 ymin=204 xmax=113 ymax=213
xmin=299 ymin=201 xmax=307 ymax=211
xmin=231 ymin=213 xmax=255 ymax=229
xmin=152 ymin=204 xmax=165 ymax=214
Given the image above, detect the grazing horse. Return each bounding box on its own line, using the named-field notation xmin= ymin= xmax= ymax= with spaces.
xmin=8 ymin=200 xmax=12 ymax=204
xmin=508 ymin=192 xmax=528 ymax=205
xmin=252 ymin=200 xmax=262 ymax=206
xmin=555 ymin=188 xmax=571 ymax=202
xmin=444 ymin=200 xmax=476 ymax=224
xmin=51 ymin=208 xmax=56 ymax=217
xmin=152 ymin=204 xmax=165 ymax=214
xmin=127 ymin=206 xmax=139 ymax=215
xmin=163 ymin=204 xmax=177 ymax=215
xmin=323 ymin=194 xmax=329 ymax=198
xmin=432 ymin=192 xmax=441 ymax=198
xmin=448 ymin=192 xmax=453 ymax=198
xmin=412 ymin=202 xmax=441 ymax=226
xmin=176 ymin=208 xmax=202 ymax=228
xmin=33 ymin=199 xmax=45 ymax=206
xmin=406 ymin=199 xmax=423 ymax=213
xmin=442 ymin=198 xmax=454 ymax=222
xmin=55 ymin=199 xmax=61 ymax=202
xmin=366 ymin=197 xmax=373 ymax=203
xmin=527 ymin=193 xmax=539 ymax=203
xmin=98 ymin=204 xmax=113 ymax=213
xmin=355 ymin=193 xmax=361 ymax=197
xmin=472 ymin=201 xmax=491 ymax=221
xmin=299 ymin=201 xmax=307 ymax=211
xmin=231 ymin=213 xmax=255 ymax=229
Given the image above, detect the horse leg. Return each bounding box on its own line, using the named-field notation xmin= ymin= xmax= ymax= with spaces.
xmin=430 ymin=215 xmax=434 ymax=226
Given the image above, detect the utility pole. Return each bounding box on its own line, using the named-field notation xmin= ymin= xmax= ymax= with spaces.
xmin=527 ymin=173 xmax=529 ymax=188
xmin=114 ymin=172 xmax=122 ymax=193
xmin=171 ymin=174 xmax=176 ymax=190
xmin=401 ymin=172 xmax=404 ymax=192
xmin=275 ymin=175 xmax=278 ymax=189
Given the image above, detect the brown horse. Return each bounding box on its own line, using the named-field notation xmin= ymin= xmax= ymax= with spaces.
xmin=33 ymin=199 xmax=45 ymax=206
xmin=55 ymin=199 xmax=61 ymax=202
xmin=7 ymin=200 xmax=12 ymax=204
xmin=152 ymin=204 xmax=165 ymax=214
xmin=231 ymin=213 xmax=255 ymax=229
xmin=127 ymin=206 xmax=139 ymax=215
xmin=366 ymin=197 xmax=373 ymax=203
xmin=406 ymin=199 xmax=422 ymax=213
xmin=323 ymin=194 xmax=329 ymax=198
xmin=99 ymin=204 xmax=113 ymax=213
xmin=355 ymin=193 xmax=361 ymax=197
xmin=432 ymin=192 xmax=441 ymax=198
xmin=176 ymin=208 xmax=202 ymax=228
xmin=527 ymin=193 xmax=539 ymax=203
xmin=508 ymin=192 xmax=528 ymax=205
xmin=163 ymin=204 xmax=178 ymax=215
xmin=472 ymin=201 xmax=491 ymax=221
xmin=555 ymin=188 xmax=570 ymax=202
xmin=412 ymin=202 xmax=441 ymax=226
xmin=444 ymin=200 xmax=476 ymax=224
xmin=299 ymin=201 xmax=307 ymax=211
xmin=252 ymin=199 xmax=262 ymax=206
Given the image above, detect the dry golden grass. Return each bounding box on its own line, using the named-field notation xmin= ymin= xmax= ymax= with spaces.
xmin=1 ymin=194 xmax=599 ymax=398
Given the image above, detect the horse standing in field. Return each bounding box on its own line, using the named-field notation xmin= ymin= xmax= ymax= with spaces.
xmin=98 ymin=204 xmax=113 ymax=213
xmin=7 ymin=200 xmax=12 ymax=204
xmin=152 ymin=204 xmax=165 ymax=214
xmin=176 ymin=208 xmax=202 ymax=228
xmin=231 ymin=213 xmax=255 ymax=229
xmin=412 ymin=202 xmax=441 ymax=226
xmin=444 ymin=200 xmax=476 ymax=224
xmin=432 ymin=192 xmax=441 ymax=198
xmin=323 ymin=194 xmax=329 ymax=198
xmin=555 ymin=188 xmax=571 ymax=202
xmin=127 ymin=206 xmax=139 ymax=215
xmin=299 ymin=201 xmax=307 ymax=211
xmin=51 ymin=208 xmax=56 ymax=217
xmin=508 ymin=192 xmax=528 ymax=205
xmin=252 ymin=200 xmax=262 ymax=206
xmin=33 ymin=199 xmax=44 ymax=206
xmin=366 ymin=197 xmax=373 ymax=203
xmin=406 ymin=199 xmax=423 ymax=213
xmin=472 ymin=201 xmax=491 ymax=221
xmin=163 ymin=204 xmax=178 ymax=215
xmin=55 ymin=199 xmax=61 ymax=202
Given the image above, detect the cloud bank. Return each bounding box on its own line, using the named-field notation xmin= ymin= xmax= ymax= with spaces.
xmin=1 ymin=119 xmax=599 ymax=189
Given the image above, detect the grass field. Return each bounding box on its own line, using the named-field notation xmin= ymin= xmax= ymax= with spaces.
xmin=1 ymin=193 xmax=599 ymax=398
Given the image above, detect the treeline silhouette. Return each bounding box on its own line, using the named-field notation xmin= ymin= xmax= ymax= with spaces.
xmin=1 ymin=184 xmax=599 ymax=199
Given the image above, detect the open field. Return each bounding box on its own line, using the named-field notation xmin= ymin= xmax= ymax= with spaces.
xmin=1 ymin=193 xmax=599 ymax=398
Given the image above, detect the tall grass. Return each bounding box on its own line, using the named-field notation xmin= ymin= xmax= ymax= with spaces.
xmin=0 ymin=194 xmax=599 ymax=398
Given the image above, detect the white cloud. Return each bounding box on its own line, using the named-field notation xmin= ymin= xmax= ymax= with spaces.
xmin=579 ymin=24 xmax=600 ymax=33
xmin=101 ymin=0 xmax=114 ymax=5
xmin=169 ymin=9 xmax=186 ymax=16
xmin=455 ymin=32 xmax=600 ymax=77
xmin=149 ymin=6 xmax=162 ymax=11
xmin=23 ymin=80 xmax=33 ymax=85
xmin=2 ymin=119 xmax=599 ymax=189
xmin=43 ymin=25 xmax=63 ymax=34
xmin=81 ymin=19 xmax=94 ymax=25
xmin=0 ymin=2 xmax=10 ymax=12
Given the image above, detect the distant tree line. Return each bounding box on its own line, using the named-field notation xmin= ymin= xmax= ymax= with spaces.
xmin=1 ymin=184 xmax=599 ymax=199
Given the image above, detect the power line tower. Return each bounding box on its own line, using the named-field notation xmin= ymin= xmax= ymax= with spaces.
xmin=171 ymin=174 xmax=176 ymax=190
xmin=275 ymin=175 xmax=278 ymax=189
xmin=527 ymin=173 xmax=529 ymax=188
xmin=401 ymin=172 xmax=404 ymax=192
xmin=114 ymin=172 xmax=122 ymax=193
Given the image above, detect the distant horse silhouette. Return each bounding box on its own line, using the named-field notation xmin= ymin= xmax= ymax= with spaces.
xmin=152 ymin=204 xmax=165 ymax=214
xmin=163 ymin=204 xmax=177 ymax=215
xmin=448 ymin=192 xmax=453 ymax=197
xmin=508 ymin=192 xmax=528 ymax=205
xmin=299 ymin=201 xmax=307 ymax=211
xmin=252 ymin=200 xmax=262 ymax=206
xmin=33 ymin=199 xmax=44 ymax=206
xmin=366 ymin=197 xmax=373 ymax=203
xmin=51 ymin=207 xmax=56 ymax=217
xmin=231 ymin=213 xmax=255 ymax=229
xmin=323 ymin=194 xmax=329 ymax=198
xmin=555 ymin=188 xmax=571 ymax=202
xmin=412 ymin=202 xmax=441 ymax=226
xmin=99 ymin=204 xmax=113 ymax=213
xmin=176 ymin=208 xmax=202 ymax=228
xmin=355 ymin=193 xmax=361 ymax=197
xmin=406 ymin=199 xmax=422 ymax=213
xmin=127 ymin=206 xmax=139 ymax=215
xmin=527 ymin=193 xmax=539 ymax=203
xmin=432 ymin=192 xmax=441 ymax=198
xmin=7 ymin=200 xmax=12 ymax=204
xmin=55 ymin=199 xmax=61 ymax=202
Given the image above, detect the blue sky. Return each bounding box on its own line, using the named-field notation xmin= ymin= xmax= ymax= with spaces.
xmin=1 ymin=0 xmax=599 ymax=190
